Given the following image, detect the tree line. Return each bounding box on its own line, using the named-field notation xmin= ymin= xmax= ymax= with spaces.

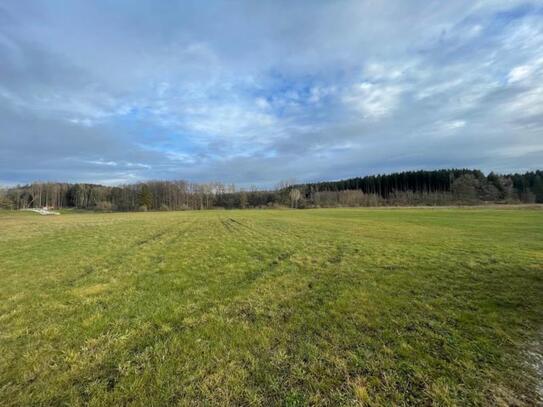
xmin=0 ymin=169 xmax=542 ymax=211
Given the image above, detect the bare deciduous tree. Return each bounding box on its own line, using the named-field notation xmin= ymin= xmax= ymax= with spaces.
xmin=289 ymin=188 xmax=301 ymax=208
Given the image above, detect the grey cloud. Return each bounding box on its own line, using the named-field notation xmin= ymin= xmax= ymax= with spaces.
xmin=0 ymin=1 xmax=542 ymax=186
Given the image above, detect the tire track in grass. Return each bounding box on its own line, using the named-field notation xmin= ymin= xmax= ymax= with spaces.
xmin=13 ymin=217 xmax=201 ymax=400
xmin=187 ymin=215 xmax=396 ymax=403
xmin=0 ymin=219 xmax=179 ymax=289
xmin=162 ymin=216 xmax=348 ymax=404
xmin=103 ymin=215 xmax=300 ymax=350
xmin=121 ymin=247 xmax=311 ymax=403
xmin=3 ymin=217 xmax=194 ymax=336
xmin=66 ymin=216 xmax=288 ymax=399
xmin=66 ymin=219 xmax=195 ymax=285
xmin=213 ymin=216 xmax=296 ymax=287
xmin=221 ymin=215 xmax=301 ymax=249
xmin=219 ymin=217 xmax=235 ymax=233
xmin=215 ymin=216 xmax=301 ymax=287
xmin=212 ymin=237 xmax=427 ymax=404
xmin=0 ymin=213 xmax=380 ymax=406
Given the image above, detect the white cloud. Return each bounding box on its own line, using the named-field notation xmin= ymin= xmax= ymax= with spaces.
xmin=1 ymin=0 xmax=542 ymax=185
xmin=444 ymin=120 xmax=466 ymax=130
xmin=166 ymin=152 xmax=197 ymax=164
xmin=308 ymin=86 xmax=336 ymax=104
xmin=506 ymin=85 xmax=543 ymax=118
xmin=68 ymin=118 xmax=95 ymax=127
xmin=343 ymin=82 xmax=403 ymax=119
xmin=255 ymin=97 xmax=270 ymax=109
xmin=508 ymin=65 xmax=533 ymax=83
xmin=181 ymin=103 xmax=277 ymax=141
xmin=85 ymin=160 xmax=118 ymax=166
xmin=364 ymin=63 xmax=403 ymax=81
xmin=416 ymin=79 xmax=463 ymax=100
xmin=492 ymin=144 xmax=543 ymax=158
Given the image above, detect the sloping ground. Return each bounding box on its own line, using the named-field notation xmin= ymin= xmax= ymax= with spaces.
xmin=0 ymin=208 xmax=542 ymax=405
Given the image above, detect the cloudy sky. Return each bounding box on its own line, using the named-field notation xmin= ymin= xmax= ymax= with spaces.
xmin=1 ymin=1 xmax=542 ymax=187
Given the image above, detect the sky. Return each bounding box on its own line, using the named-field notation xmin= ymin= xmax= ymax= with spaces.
xmin=1 ymin=0 xmax=543 ymax=187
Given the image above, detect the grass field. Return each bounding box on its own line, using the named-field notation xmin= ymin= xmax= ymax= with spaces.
xmin=1 ymin=208 xmax=542 ymax=406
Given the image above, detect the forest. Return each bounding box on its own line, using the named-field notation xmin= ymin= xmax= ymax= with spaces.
xmin=1 ymin=169 xmax=542 ymax=211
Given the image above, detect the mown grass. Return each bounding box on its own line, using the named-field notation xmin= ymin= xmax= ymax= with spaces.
xmin=0 ymin=208 xmax=542 ymax=406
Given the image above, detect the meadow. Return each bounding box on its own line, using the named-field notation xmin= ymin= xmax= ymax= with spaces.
xmin=0 ymin=208 xmax=542 ymax=406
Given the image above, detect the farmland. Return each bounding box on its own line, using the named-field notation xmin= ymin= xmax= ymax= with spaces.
xmin=1 ymin=208 xmax=542 ymax=405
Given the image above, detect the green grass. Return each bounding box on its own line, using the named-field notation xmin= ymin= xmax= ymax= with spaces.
xmin=1 ymin=208 xmax=542 ymax=406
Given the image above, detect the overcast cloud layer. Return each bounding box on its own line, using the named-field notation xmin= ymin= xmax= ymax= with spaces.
xmin=1 ymin=1 xmax=543 ymax=187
